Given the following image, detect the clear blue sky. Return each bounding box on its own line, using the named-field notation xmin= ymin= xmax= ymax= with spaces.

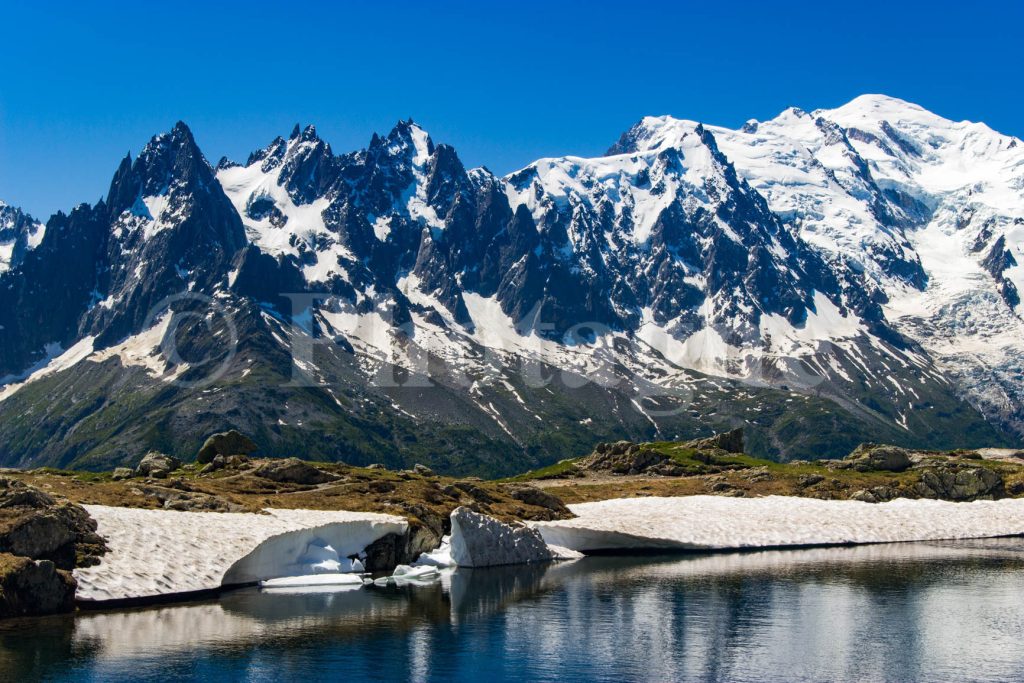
xmin=2 ymin=0 xmax=1021 ymax=219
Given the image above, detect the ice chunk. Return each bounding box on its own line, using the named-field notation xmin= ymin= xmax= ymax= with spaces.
xmin=412 ymin=535 xmax=454 ymax=567
xmin=259 ymin=573 xmax=364 ymax=589
xmin=449 ymin=506 xmax=556 ymax=568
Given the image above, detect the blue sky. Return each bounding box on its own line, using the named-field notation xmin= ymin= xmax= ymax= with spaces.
xmin=2 ymin=0 xmax=1022 ymax=219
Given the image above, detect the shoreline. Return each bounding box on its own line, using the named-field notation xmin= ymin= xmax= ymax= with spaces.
xmin=69 ymin=494 xmax=1024 ymax=609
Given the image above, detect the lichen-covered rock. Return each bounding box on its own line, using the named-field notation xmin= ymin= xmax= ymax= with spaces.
xmin=914 ymin=465 xmax=1003 ymax=501
xmin=196 ymin=430 xmax=258 ymax=464
xmin=135 ymin=452 xmax=182 ymax=479
xmin=798 ymin=474 xmax=825 ymax=487
xmin=111 ymin=467 xmax=134 ymax=481
xmin=449 ymin=506 xmax=555 ymax=568
xmin=502 ymin=485 xmax=571 ymax=516
xmin=581 ymin=444 xmax=668 ymax=475
xmin=849 ymin=486 xmax=897 ymax=503
xmin=844 ymin=444 xmax=912 ymax=472
xmin=445 ymin=481 xmax=496 ymax=504
xmin=0 ymin=553 xmax=76 ymax=618
xmin=0 ymin=478 xmax=106 ymax=569
xmin=253 ymin=458 xmax=338 ymax=485
xmin=412 ymin=464 xmax=435 ymax=477
xmin=136 ymin=485 xmax=244 ymax=513
xmin=685 ymin=428 xmax=745 ymax=454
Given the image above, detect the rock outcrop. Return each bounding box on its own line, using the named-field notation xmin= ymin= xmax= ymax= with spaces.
xmin=0 ymin=478 xmax=106 ymax=570
xmin=581 ymin=442 xmax=669 ymax=475
xmin=0 ymin=553 xmax=76 ymax=618
xmin=685 ymin=428 xmax=745 ymax=454
xmin=449 ymin=506 xmax=556 ymax=568
xmin=253 ymin=458 xmax=338 ymax=485
xmin=196 ymin=430 xmax=258 ymax=465
xmin=0 ymin=478 xmax=105 ymax=617
xmin=843 ymin=444 xmax=912 ymax=472
xmin=135 ymin=452 xmax=182 ymax=479
xmin=914 ymin=465 xmax=1003 ymax=501
xmin=362 ymin=503 xmax=446 ymax=572
xmin=501 ymin=485 xmax=572 ymax=518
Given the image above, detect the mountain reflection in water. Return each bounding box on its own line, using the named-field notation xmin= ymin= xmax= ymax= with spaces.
xmin=3 ymin=539 xmax=1024 ymax=682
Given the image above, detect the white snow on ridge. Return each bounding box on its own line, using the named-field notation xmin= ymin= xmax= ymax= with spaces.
xmin=0 ymin=315 xmax=188 ymax=403
xmin=505 ymin=120 xmax=723 ymax=245
xmin=217 ymin=138 xmax=349 ymax=283
xmin=75 ymin=506 xmax=407 ymax=601
xmin=533 ymin=496 xmax=1024 ymax=552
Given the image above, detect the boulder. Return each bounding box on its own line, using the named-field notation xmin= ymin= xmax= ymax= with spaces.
xmin=412 ymin=464 xmax=435 ymax=477
xmin=0 ymin=478 xmax=107 ymax=569
xmin=914 ymin=465 xmax=1003 ymax=501
xmin=797 ymin=474 xmax=825 ymax=488
xmin=111 ymin=467 xmax=134 ymax=481
xmin=844 ymin=444 xmax=912 ymax=472
xmin=849 ymin=486 xmax=897 ymax=503
xmin=685 ymin=428 xmax=745 ymax=454
xmin=0 ymin=553 xmax=76 ymax=618
xmin=361 ymin=505 xmax=445 ymax=572
xmin=137 ymin=485 xmax=244 ymax=513
xmin=850 ymin=489 xmax=878 ymax=503
xmin=199 ymin=454 xmax=228 ymax=475
xmin=502 ymin=485 xmax=571 ymax=516
xmin=253 ymin=458 xmax=338 ymax=485
xmin=135 ymin=452 xmax=182 ymax=479
xmin=197 ymin=430 xmax=258 ymax=464
xmin=448 ymin=507 xmax=555 ymax=568
xmin=607 ymin=441 xmax=633 ymax=456
xmin=446 ymin=481 xmax=496 ymax=504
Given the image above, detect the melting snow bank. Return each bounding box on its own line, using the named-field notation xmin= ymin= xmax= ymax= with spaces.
xmin=533 ymin=496 xmax=1024 ymax=552
xmin=75 ymin=506 xmax=406 ymax=602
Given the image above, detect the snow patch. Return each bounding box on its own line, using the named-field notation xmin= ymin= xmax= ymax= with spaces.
xmin=534 ymin=496 xmax=1024 ymax=552
xmin=75 ymin=506 xmax=407 ymax=601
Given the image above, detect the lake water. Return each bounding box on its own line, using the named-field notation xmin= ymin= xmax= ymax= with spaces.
xmin=3 ymin=539 xmax=1024 ymax=682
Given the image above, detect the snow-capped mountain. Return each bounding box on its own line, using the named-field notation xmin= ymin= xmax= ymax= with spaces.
xmin=0 ymin=95 xmax=1019 ymax=474
xmin=0 ymin=201 xmax=45 ymax=274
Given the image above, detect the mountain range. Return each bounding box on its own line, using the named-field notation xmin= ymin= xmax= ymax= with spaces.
xmin=0 ymin=94 xmax=1021 ymax=476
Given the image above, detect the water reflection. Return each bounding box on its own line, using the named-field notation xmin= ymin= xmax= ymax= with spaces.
xmin=2 ymin=539 xmax=1024 ymax=681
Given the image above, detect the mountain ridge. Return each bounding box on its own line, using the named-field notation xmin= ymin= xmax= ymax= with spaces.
xmin=0 ymin=94 xmax=1020 ymax=474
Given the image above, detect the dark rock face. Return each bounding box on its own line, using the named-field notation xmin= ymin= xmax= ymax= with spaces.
xmin=197 ymin=430 xmax=258 ymax=464
xmin=0 ymin=553 xmax=76 ymax=618
xmin=844 ymin=444 xmax=912 ymax=472
xmin=253 ymin=458 xmax=338 ymax=485
xmin=0 ymin=202 xmax=44 ymax=273
xmin=361 ymin=533 xmax=406 ymax=573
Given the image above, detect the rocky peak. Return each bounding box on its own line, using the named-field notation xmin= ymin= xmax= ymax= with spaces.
xmin=0 ymin=201 xmax=45 ymax=274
